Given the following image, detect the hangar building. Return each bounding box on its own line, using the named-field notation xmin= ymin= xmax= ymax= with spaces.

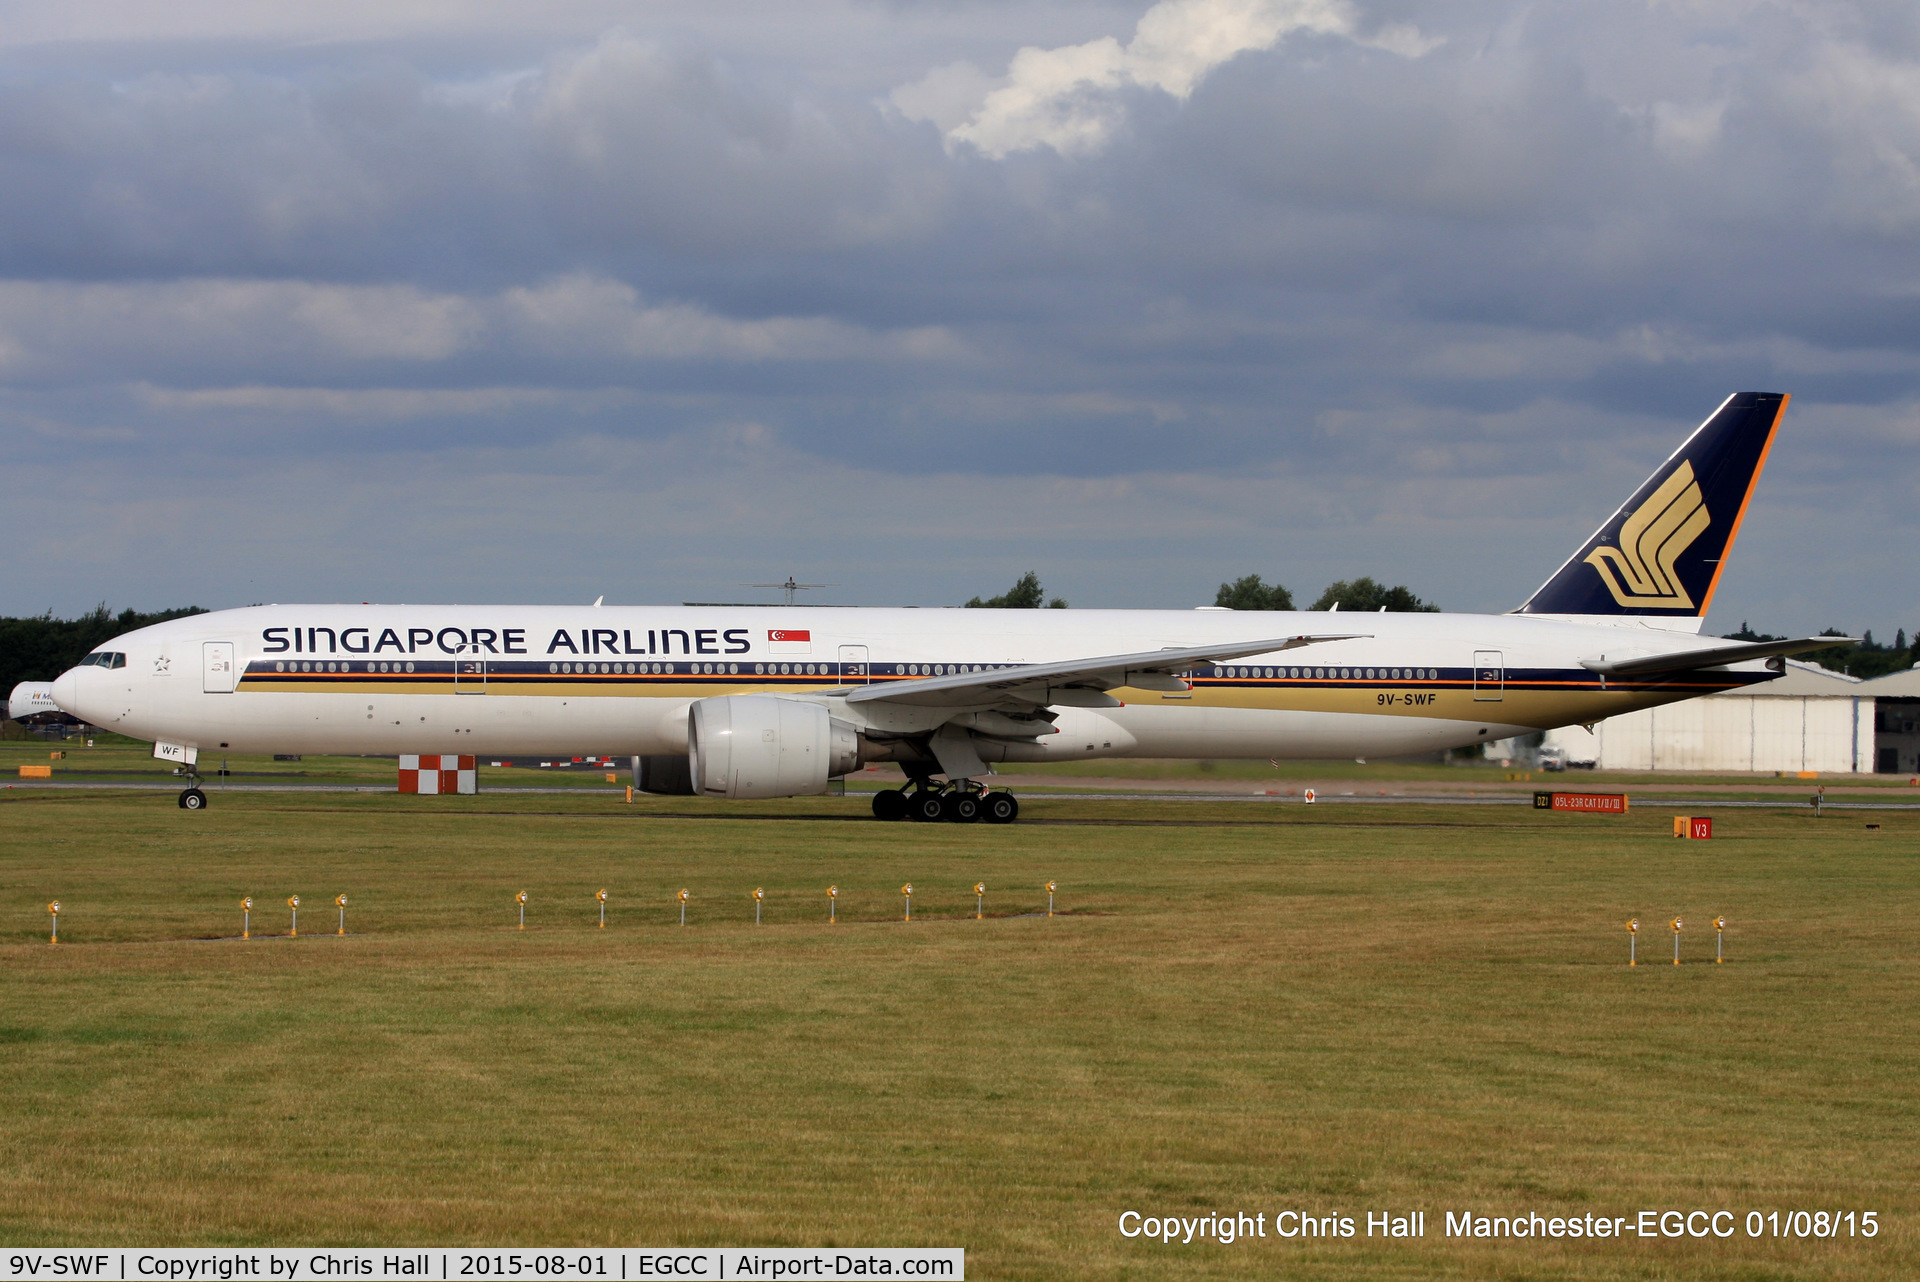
xmin=1541 ymin=661 xmax=1874 ymax=774
xmin=1856 ymin=667 xmax=1920 ymax=774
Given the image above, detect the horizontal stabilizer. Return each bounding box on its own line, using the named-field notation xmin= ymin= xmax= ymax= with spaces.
xmin=1580 ymin=636 xmax=1855 ymax=678
xmin=847 ymin=633 xmax=1367 ymax=709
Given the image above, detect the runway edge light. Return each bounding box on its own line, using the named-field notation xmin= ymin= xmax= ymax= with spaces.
xmin=516 ymin=890 xmax=528 ymax=931
xmin=335 ymin=894 xmax=348 ymax=936
xmin=1670 ymin=916 xmax=1684 ymax=966
xmin=1714 ymin=915 xmax=1726 ymax=964
xmin=974 ymin=882 xmax=985 ymax=920
xmin=827 ymin=885 xmax=838 ymax=924
xmin=753 ymin=887 xmax=764 ymax=926
xmin=287 ymin=895 xmax=300 ymax=938
xmin=1627 ymin=917 xmax=1639 ymax=967
xmin=1047 ymin=881 xmax=1057 ymax=918
xmin=47 ymin=900 xmax=59 ymax=945
xmin=597 ymin=888 xmax=608 ymax=929
xmin=241 ymin=896 xmax=252 ymax=940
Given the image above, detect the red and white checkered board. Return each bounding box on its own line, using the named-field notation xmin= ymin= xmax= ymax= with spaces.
xmin=398 ymin=754 xmax=477 ymax=795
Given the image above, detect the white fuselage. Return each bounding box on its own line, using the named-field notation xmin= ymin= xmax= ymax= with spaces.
xmin=51 ymin=604 xmax=1770 ymax=766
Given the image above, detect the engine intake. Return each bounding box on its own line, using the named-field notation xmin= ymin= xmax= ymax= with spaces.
xmin=689 ymin=695 xmax=861 ymax=799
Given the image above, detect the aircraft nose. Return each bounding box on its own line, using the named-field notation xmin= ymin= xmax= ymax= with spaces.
xmin=50 ymin=668 xmax=79 ymax=713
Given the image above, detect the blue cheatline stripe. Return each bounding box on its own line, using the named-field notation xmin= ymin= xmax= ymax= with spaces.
xmin=238 ymin=657 xmax=1769 ymax=695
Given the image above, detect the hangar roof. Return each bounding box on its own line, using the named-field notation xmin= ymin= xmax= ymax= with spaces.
xmin=1707 ymin=659 xmax=1862 ymax=698
xmin=1854 ymin=665 xmax=1920 ymax=697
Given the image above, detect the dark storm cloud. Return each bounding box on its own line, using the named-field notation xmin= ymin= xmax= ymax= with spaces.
xmin=0 ymin=1 xmax=1916 ymax=630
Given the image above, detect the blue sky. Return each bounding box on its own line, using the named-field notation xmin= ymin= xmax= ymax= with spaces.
xmin=2 ymin=1 xmax=1916 ymax=635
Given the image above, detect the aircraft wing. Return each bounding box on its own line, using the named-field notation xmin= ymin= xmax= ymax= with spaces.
xmin=1580 ymin=635 xmax=1854 ymax=678
xmin=844 ymin=634 xmax=1368 ymax=709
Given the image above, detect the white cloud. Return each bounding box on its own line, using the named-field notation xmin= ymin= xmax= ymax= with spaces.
xmin=0 ymin=280 xmax=477 ymax=378
xmin=500 ymin=275 xmax=873 ymax=361
xmin=1787 ymin=40 xmax=1920 ymax=231
xmin=0 ymin=275 xmax=963 ymax=381
xmin=1635 ymin=99 xmax=1728 ymax=157
xmin=132 ymin=384 xmax=629 ymax=421
xmin=906 ymin=0 xmax=1438 ymax=158
xmin=888 ymin=61 xmax=998 ymax=135
xmin=1366 ymin=22 xmax=1443 ymax=60
xmin=1411 ymin=322 xmax=1920 ymax=383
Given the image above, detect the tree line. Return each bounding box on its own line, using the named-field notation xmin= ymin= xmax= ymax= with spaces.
xmin=1726 ymin=623 xmax=1918 ymax=680
xmin=1210 ymin=573 xmax=1438 ymax=613
xmin=964 ymin=571 xmax=1437 ymax=612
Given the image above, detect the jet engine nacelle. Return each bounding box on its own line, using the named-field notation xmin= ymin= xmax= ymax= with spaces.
xmin=689 ymin=694 xmax=861 ymax=799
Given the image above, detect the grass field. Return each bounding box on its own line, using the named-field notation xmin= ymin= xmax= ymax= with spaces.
xmin=8 ymin=730 xmax=1918 ymax=796
xmin=0 ymin=733 xmax=623 ymax=788
xmin=1 ymin=783 xmax=1915 ymax=1279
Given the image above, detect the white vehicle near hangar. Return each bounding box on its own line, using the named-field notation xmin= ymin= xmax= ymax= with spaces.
xmin=47 ymin=394 xmax=1852 ymax=821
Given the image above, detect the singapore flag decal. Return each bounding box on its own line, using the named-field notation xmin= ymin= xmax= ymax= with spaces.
xmin=768 ymin=628 xmax=812 ymax=654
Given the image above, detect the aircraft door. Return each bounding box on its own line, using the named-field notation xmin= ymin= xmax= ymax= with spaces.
xmin=453 ymin=645 xmax=486 ymax=694
xmin=202 ymin=642 xmax=236 ymax=693
xmin=1473 ymin=650 xmax=1504 ymax=701
xmin=838 ymin=645 xmax=870 ymax=685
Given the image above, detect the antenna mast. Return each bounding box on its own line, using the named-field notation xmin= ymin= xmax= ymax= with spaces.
xmin=744 ymin=576 xmax=834 ymax=606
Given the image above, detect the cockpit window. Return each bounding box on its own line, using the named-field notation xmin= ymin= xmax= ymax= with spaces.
xmin=109 ymin=653 xmax=126 ymax=669
xmin=79 ymin=653 xmax=102 ymax=666
xmin=77 ymin=652 xmax=126 ymax=668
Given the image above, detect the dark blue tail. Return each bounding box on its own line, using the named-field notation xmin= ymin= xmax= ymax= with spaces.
xmin=1518 ymin=393 xmax=1788 ymax=621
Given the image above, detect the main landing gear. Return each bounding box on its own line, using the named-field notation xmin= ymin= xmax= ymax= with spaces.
xmin=872 ymin=780 xmax=1018 ymax=824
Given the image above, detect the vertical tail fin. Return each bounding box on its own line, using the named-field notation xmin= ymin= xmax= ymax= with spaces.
xmin=1517 ymin=393 xmax=1788 ymax=624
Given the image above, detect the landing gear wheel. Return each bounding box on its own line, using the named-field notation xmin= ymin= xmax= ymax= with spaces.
xmin=944 ymin=792 xmax=982 ymax=823
xmin=907 ymin=791 xmax=947 ymax=823
xmin=871 ymin=789 xmax=907 ymax=821
xmin=983 ymin=792 xmax=1019 ymax=824
xmin=179 ymin=788 xmax=208 ymax=810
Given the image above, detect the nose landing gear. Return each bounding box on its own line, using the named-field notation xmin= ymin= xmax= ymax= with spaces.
xmin=871 ymin=780 xmax=1019 ymax=824
xmin=177 ymin=767 xmax=209 ymax=809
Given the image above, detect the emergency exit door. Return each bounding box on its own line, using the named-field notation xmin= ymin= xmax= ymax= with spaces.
xmin=202 ymin=642 xmax=236 ymax=693
xmin=453 ymin=646 xmax=486 ymax=693
xmin=838 ymin=645 xmax=870 ymax=684
xmin=1473 ymin=650 xmax=1504 ymax=701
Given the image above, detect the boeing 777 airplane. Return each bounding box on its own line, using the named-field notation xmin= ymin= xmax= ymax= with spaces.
xmin=44 ymin=393 xmax=1849 ymax=821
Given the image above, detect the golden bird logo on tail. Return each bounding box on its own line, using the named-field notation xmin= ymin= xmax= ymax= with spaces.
xmin=1584 ymin=460 xmax=1710 ymax=608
